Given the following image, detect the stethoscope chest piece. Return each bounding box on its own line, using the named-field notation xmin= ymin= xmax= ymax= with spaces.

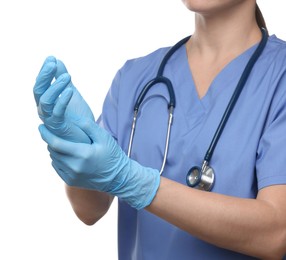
xmin=186 ymin=161 xmax=215 ymax=191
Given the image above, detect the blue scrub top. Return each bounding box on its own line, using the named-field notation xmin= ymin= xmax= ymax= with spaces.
xmin=98 ymin=35 xmax=286 ymax=259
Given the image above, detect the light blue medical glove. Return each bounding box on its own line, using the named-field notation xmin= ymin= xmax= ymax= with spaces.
xmin=33 ymin=56 xmax=94 ymax=143
xmin=39 ymin=119 xmax=160 ymax=210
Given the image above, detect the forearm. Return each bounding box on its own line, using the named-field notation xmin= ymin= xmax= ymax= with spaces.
xmin=65 ymin=185 xmax=114 ymax=225
xmin=147 ymin=177 xmax=286 ymax=259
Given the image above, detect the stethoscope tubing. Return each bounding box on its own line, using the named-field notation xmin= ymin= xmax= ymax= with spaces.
xmin=134 ymin=76 xmax=176 ymax=111
xmin=127 ymin=36 xmax=190 ymax=172
xmin=157 ymin=36 xmax=191 ymax=77
xmin=204 ymin=28 xmax=268 ymax=163
xmin=127 ymin=28 xmax=268 ymax=188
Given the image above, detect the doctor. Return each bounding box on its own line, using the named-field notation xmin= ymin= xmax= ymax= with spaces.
xmin=34 ymin=0 xmax=286 ymax=259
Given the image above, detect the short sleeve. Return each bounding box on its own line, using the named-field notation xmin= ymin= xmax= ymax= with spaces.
xmin=256 ymin=75 xmax=286 ymax=190
xmin=97 ymin=69 xmax=122 ymax=140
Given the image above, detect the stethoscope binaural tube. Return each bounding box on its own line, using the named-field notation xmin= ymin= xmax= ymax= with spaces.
xmin=127 ymin=76 xmax=176 ymax=174
xmin=186 ymin=28 xmax=268 ymax=191
xmin=127 ymin=36 xmax=190 ymax=174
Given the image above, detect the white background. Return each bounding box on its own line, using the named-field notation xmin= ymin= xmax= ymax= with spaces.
xmin=0 ymin=1 xmax=284 ymax=259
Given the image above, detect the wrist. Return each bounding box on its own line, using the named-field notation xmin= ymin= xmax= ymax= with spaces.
xmin=111 ymin=159 xmax=160 ymax=210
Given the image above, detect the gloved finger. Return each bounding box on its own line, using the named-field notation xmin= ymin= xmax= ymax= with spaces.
xmin=49 ymin=149 xmax=71 ymax=172
xmin=48 ymin=144 xmax=69 ymax=161
xmin=55 ymin=59 xmax=74 ymax=91
xmin=38 ymin=73 xmax=71 ymax=118
xmin=76 ymin=118 xmax=113 ymax=144
xmin=38 ymin=124 xmax=89 ymax=155
xmin=33 ymin=57 xmax=57 ymax=106
xmin=52 ymin=87 xmax=73 ymax=122
xmin=52 ymin=160 xmax=94 ymax=189
xmin=48 ymin=145 xmax=90 ymax=177
xmin=39 ymin=56 xmax=57 ymax=73
xmin=51 ymin=160 xmax=75 ymax=186
xmin=55 ymin=59 xmax=68 ymax=79
xmin=49 ymin=149 xmax=80 ymax=177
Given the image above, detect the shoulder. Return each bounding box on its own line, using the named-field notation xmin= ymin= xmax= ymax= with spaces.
xmin=104 ymin=46 xmax=171 ymax=99
xmin=255 ymin=35 xmax=286 ymax=129
xmin=119 ymin=47 xmax=171 ymax=78
xmin=267 ymin=34 xmax=286 ymax=49
xmin=254 ymin=34 xmax=286 ymax=92
xmin=261 ymin=35 xmax=286 ymax=67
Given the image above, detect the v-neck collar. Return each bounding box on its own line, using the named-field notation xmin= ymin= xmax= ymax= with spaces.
xmin=173 ymin=40 xmax=260 ymax=112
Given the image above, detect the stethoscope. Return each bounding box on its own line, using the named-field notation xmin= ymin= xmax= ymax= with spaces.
xmin=127 ymin=28 xmax=268 ymax=191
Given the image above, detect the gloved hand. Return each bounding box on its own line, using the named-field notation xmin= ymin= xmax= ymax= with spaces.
xmin=33 ymin=56 xmax=94 ymax=143
xmin=38 ymin=117 xmax=160 ymax=210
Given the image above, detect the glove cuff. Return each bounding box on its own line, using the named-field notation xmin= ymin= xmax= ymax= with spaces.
xmin=110 ymin=159 xmax=161 ymax=210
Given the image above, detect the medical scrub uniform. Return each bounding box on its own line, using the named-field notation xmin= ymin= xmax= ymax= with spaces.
xmin=98 ymin=35 xmax=286 ymax=259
